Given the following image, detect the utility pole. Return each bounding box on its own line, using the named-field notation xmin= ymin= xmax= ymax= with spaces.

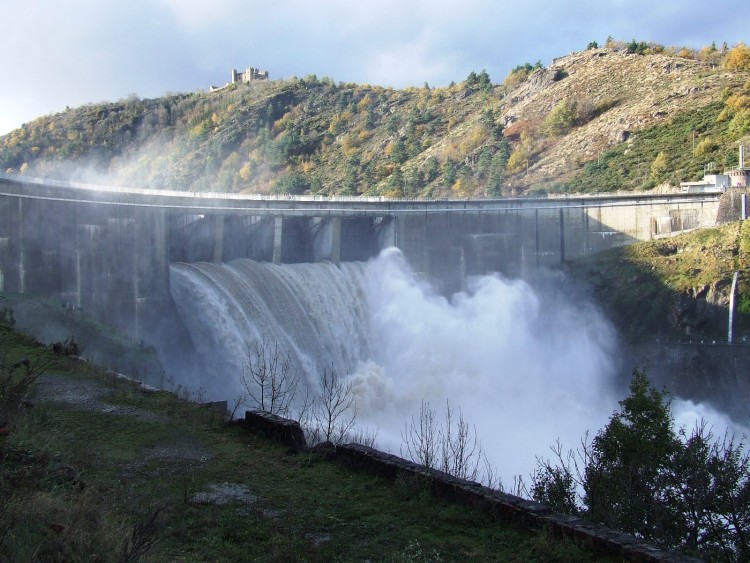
xmin=692 ymin=130 xmax=696 ymax=158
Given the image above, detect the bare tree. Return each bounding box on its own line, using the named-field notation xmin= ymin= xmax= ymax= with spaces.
xmin=309 ymin=366 xmax=356 ymax=445
xmin=401 ymin=400 xmax=441 ymax=470
xmin=440 ymin=401 xmax=482 ymax=481
xmin=401 ymin=399 xmax=495 ymax=485
xmin=348 ymin=427 xmax=379 ymax=449
xmin=240 ymin=341 xmax=299 ymax=417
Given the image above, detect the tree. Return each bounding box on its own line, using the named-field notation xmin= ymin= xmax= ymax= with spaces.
xmin=308 ymin=367 xmax=356 ymax=445
xmin=442 ymin=159 xmax=457 ymax=188
xmin=402 ymin=400 xmax=441 ymax=470
xmin=342 ymin=155 xmax=360 ymax=195
xmin=389 ymin=137 xmax=408 ymax=164
xmin=531 ymin=439 xmax=582 ymax=515
xmin=584 ymin=370 xmax=681 ymax=544
xmin=486 ymin=150 xmax=507 ymax=197
xmin=650 ymin=151 xmax=668 ymax=182
xmin=532 ymin=370 xmax=750 ymax=560
xmin=669 ymin=424 xmax=750 ymax=560
xmin=465 ymin=70 xmax=491 ymax=91
xmin=240 ymin=341 xmax=300 ymax=417
xmin=541 ymin=99 xmax=577 ymax=137
xmin=401 ymin=400 xmax=494 ymax=485
xmin=423 ymin=156 xmax=439 ymax=183
xmin=387 ymin=166 xmax=404 ymax=196
xmin=724 ymin=43 xmax=750 ymax=71
xmin=273 ymin=171 xmax=309 ymax=195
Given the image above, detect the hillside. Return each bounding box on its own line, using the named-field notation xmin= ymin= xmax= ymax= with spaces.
xmin=565 ymin=220 xmax=750 ymax=341
xmin=0 ymin=320 xmax=616 ymax=561
xmin=1 ymin=41 xmax=749 ymax=197
xmin=562 ymin=219 xmax=750 ymax=422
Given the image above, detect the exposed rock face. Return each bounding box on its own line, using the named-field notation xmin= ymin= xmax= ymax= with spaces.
xmin=501 ymin=48 xmax=741 ymax=187
xmin=671 ymin=281 xmax=731 ymax=336
xmin=624 ymin=341 xmax=750 ymax=422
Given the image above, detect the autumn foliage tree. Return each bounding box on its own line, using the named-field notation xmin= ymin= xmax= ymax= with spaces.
xmin=724 ymin=43 xmax=750 ymax=71
xmin=541 ymin=99 xmax=577 ymax=137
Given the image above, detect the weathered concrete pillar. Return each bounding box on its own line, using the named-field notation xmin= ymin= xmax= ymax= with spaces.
xmin=134 ymin=208 xmax=169 ymax=341
xmin=329 ymin=217 xmax=341 ymax=265
xmin=394 ymin=212 xmax=428 ymax=276
xmin=0 ymin=196 xmax=22 ymax=293
xmin=17 ymin=197 xmax=28 ymax=294
xmin=272 ymin=216 xmax=283 ymax=264
xmin=211 ymin=214 xmax=224 ymax=263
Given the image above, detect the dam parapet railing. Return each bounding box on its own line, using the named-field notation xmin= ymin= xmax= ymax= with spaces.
xmin=0 ymin=171 xmax=723 ymax=210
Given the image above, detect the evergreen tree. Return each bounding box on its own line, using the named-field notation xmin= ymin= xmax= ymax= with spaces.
xmin=584 ymin=370 xmax=681 ymax=544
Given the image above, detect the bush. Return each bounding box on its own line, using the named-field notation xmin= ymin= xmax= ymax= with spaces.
xmin=541 ymin=99 xmax=577 ymax=137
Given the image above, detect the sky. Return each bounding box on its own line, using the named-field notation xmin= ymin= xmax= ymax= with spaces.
xmin=1 ymin=0 xmax=748 ymax=136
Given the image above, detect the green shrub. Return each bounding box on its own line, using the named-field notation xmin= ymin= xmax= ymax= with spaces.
xmin=541 ymin=99 xmax=577 ymax=137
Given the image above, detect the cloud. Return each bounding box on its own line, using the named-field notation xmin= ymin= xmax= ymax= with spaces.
xmin=1 ymin=0 xmax=749 ymax=134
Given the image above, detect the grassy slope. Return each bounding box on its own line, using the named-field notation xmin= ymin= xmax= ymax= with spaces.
xmin=0 ymin=325 xmax=606 ymax=562
xmin=565 ymin=220 xmax=750 ymax=340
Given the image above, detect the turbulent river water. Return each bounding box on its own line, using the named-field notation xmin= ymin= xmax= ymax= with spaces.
xmin=169 ymin=248 xmax=746 ymax=486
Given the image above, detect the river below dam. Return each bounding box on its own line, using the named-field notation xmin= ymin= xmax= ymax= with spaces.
xmin=168 ymin=248 xmax=749 ymax=486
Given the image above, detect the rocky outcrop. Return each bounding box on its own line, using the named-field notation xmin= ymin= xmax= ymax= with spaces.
xmin=671 ymin=281 xmax=731 ymax=336
xmin=502 ymin=48 xmax=740 ymax=187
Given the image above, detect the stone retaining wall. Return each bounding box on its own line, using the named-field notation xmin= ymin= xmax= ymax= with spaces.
xmin=717 ymin=187 xmax=749 ymax=223
xmin=241 ymin=410 xmax=307 ymax=451
xmin=241 ymin=410 xmax=699 ymax=562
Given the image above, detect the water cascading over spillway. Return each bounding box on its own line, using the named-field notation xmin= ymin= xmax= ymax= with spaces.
xmin=170 ymin=249 xmax=625 ymax=483
xmin=169 ymin=258 xmax=373 ymax=396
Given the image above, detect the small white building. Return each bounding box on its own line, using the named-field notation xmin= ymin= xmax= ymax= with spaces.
xmin=680 ymin=174 xmax=730 ymax=193
xmin=681 ymin=146 xmax=748 ymax=192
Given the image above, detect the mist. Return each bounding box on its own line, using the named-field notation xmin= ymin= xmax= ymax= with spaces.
xmin=168 ymin=247 xmax=750 ymax=487
xmin=172 ymin=249 xmax=610 ymax=484
xmin=346 ymin=249 xmax=621 ymax=483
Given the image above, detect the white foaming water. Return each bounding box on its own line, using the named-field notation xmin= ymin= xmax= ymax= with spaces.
xmin=672 ymin=398 xmax=750 ymax=445
xmin=349 ymin=249 xmax=620 ymax=483
xmin=169 ymin=249 xmax=747 ymax=486
xmin=170 ymin=259 xmax=371 ymax=398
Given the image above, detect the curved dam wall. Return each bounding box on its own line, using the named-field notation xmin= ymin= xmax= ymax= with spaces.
xmin=0 ymin=174 xmax=722 ymax=340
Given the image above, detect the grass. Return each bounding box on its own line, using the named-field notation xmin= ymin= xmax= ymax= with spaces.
xmin=563 ymin=101 xmax=737 ymax=193
xmin=565 ymin=220 xmax=750 ymax=340
xmin=0 ymin=322 xmax=611 ymax=562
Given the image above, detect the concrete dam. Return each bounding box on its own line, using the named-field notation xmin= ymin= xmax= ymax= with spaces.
xmin=0 ymin=173 xmax=724 ymax=343
xmin=7 ymin=172 xmax=750 ymax=492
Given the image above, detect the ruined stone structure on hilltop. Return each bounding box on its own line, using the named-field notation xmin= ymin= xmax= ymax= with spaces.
xmin=210 ymin=66 xmax=269 ymax=92
xmin=231 ymin=67 xmax=269 ymax=84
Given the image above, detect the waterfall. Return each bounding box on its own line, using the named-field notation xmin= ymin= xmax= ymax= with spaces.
xmin=169 ymin=249 xmax=624 ymax=483
xmin=729 ymin=271 xmax=739 ymax=344
xmin=169 ymin=258 xmax=372 ymax=397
